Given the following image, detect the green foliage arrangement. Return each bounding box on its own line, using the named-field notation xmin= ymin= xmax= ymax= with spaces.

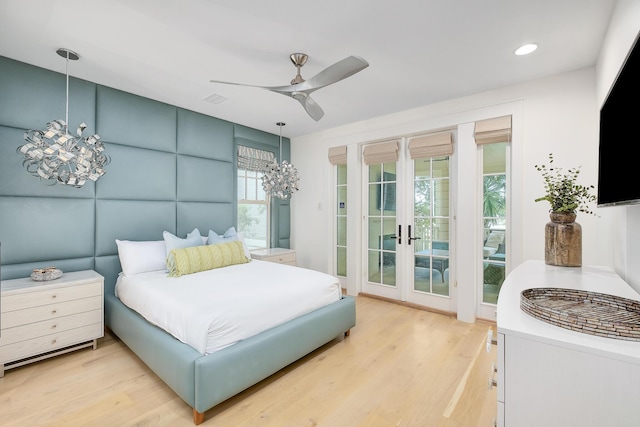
xmin=534 ymin=153 xmax=597 ymax=216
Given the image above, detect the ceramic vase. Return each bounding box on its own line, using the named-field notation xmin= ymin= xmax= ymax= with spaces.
xmin=545 ymin=212 xmax=582 ymax=267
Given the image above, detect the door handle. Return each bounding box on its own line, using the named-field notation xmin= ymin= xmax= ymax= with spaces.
xmin=389 ymin=225 xmax=402 ymax=245
xmin=407 ymin=225 xmax=421 ymax=245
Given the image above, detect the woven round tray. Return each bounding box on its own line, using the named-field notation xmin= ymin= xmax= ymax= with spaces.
xmin=31 ymin=267 xmax=63 ymax=281
xmin=520 ymin=287 xmax=640 ymax=341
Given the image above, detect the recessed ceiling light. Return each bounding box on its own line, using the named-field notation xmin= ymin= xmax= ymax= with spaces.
xmin=515 ymin=43 xmax=538 ymax=56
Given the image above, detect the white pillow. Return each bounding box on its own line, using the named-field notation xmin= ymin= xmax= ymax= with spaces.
xmin=163 ymin=228 xmax=203 ymax=256
xmin=116 ymin=239 xmax=167 ymax=276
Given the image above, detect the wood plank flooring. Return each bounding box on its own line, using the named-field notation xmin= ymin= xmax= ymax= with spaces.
xmin=0 ymin=296 xmax=497 ymax=426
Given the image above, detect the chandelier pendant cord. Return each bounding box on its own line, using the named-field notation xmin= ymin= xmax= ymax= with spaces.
xmin=64 ymin=51 xmax=70 ymax=131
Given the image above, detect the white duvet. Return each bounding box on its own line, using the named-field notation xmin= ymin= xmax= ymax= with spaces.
xmin=115 ymin=260 xmax=341 ymax=355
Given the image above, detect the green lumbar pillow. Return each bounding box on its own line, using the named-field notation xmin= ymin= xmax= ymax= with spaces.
xmin=167 ymin=240 xmax=249 ymax=277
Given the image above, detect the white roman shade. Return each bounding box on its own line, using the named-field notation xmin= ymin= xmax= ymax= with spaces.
xmin=237 ymin=145 xmax=275 ymax=172
xmin=408 ymin=131 xmax=453 ymax=159
xmin=363 ymin=140 xmax=399 ymax=165
xmin=328 ymin=145 xmax=347 ymax=165
xmin=474 ymin=115 xmax=512 ymax=145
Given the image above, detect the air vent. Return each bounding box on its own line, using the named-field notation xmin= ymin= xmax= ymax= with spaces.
xmin=204 ymin=93 xmax=228 ymax=104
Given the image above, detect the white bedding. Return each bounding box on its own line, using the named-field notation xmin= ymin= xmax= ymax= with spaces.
xmin=115 ymin=260 xmax=341 ymax=355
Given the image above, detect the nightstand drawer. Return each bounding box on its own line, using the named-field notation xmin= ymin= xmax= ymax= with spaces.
xmin=0 ymin=323 xmax=103 ymax=363
xmin=270 ymin=252 xmax=296 ymax=265
xmin=0 ymin=310 xmax=103 ymax=345
xmin=3 ymin=282 xmax=102 ymax=312
xmin=1 ymin=296 xmax=102 ymax=329
xmin=251 ymin=248 xmax=297 ymax=266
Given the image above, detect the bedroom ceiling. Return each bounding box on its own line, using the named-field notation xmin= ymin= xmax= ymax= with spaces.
xmin=0 ymin=0 xmax=616 ymax=138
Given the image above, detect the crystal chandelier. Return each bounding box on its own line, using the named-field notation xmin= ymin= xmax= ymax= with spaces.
xmin=17 ymin=48 xmax=109 ymax=188
xmin=262 ymin=122 xmax=300 ymax=199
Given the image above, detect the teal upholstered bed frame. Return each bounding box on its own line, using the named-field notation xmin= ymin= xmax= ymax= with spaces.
xmin=105 ymin=280 xmax=355 ymax=423
xmin=0 ymin=56 xmax=356 ymax=424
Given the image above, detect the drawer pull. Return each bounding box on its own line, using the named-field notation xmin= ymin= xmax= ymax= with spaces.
xmin=52 ymin=324 xmax=57 ymax=329
xmin=51 ymin=339 xmax=57 ymax=344
xmin=52 ymin=294 xmax=57 ymax=299
xmin=488 ymin=362 xmax=498 ymax=390
xmin=52 ymin=310 xmax=57 ymax=314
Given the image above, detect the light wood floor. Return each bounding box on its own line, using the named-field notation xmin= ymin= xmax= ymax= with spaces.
xmin=0 ymin=296 xmax=497 ymax=427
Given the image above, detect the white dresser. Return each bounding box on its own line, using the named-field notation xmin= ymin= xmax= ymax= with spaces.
xmin=251 ymin=248 xmax=297 ymax=266
xmin=0 ymin=270 xmax=104 ymax=376
xmin=496 ymin=260 xmax=640 ymax=426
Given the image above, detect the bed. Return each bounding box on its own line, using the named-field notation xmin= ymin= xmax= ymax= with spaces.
xmin=105 ymin=232 xmax=356 ymax=424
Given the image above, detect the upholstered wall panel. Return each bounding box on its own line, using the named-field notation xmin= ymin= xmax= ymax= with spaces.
xmin=0 ymin=57 xmax=97 ymax=133
xmin=177 ymin=109 xmax=234 ymax=161
xmin=95 ymin=200 xmax=176 ymax=256
xmin=234 ymin=124 xmax=280 ymax=148
xmin=96 ymin=144 xmax=177 ymax=200
xmin=277 ymin=203 xmax=291 ymax=248
xmin=96 ymin=86 xmax=177 ymax=152
xmin=176 ymin=202 xmax=234 ymax=237
xmin=0 ymin=197 xmax=94 ymax=264
xmin=177 ymin=156 xmax=233 ymax=203
xmin=95 ymin=255 xmax=123 ymax=295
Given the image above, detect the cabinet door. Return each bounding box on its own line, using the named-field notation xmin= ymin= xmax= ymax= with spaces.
xmin=504 ymin=335 xmax=640 ymax=427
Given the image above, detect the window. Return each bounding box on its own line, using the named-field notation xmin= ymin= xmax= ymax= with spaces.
xmin=474 ymin=115 xmax=510 ymax=306
xmin=481 ymin=143 xmax=507 ymax=304
xmin=237 ymin=146 xmax=274 ymax=250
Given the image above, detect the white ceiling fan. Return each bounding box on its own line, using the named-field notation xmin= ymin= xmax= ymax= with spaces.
xmin=210 ymin=53 xmax=369 ymax=121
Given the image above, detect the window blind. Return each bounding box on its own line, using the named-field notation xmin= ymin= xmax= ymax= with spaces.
xmin=474 ymin=115 xmax=512 ymax=145
xmin=363 ymin=140 xmax=399 ymax=165
xmin=237 ymin=145 xmax=275 ymax=172
xmin=328 ymin=145 xmax=347 ymax=165
xmin=408 ymin=131 xmax=453 ymax=159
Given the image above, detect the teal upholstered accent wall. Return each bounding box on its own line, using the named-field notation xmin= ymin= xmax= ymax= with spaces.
xmin=0 ymin=55 xmax=290 ymax=288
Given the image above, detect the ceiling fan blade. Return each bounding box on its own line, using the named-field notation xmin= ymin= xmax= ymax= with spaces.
xmin=258 ymin=56 xmax=369 ymax=95
xmin=209 ymin=79 xmax=267 ymax=89
xmin=300 ymin=55 xmax=369 ymax=91
xmin=292 ymin=92 xmax=324 ymax=121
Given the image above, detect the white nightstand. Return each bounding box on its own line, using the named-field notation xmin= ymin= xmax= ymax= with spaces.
xmin=251 ymin=248 xmax=297 ymax=266
xmin=0 ymin=269 xmax=104 ymax=377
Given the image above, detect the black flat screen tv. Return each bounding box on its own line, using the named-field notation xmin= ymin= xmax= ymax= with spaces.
xmin=597 ymin=31 xmax=640 ymax=207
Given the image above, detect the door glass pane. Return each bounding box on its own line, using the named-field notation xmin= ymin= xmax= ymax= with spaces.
xmin=482 ymin=143 xmax=507 ymax=304
xmin=413 ymin=156 xmax=449 ymax=296
xmin=337 ymin=164 xmax=347 ymax=185
xmin=337 ymin=247 xmax=347 ymax=276
xmin=367 ymin=162 xmax=397 ymax=288
xmin=337 ymin=216 xmax=347 ymax=246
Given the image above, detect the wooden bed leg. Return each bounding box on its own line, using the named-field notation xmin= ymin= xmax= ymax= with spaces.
xmin=344 ymin=329 xmax=351 ymax=337
xmin=193 ymin=408 xmax=204 ymax=425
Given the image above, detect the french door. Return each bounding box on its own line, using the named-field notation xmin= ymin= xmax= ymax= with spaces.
xmin=362 ymin=139 xmax=455 ymax=313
